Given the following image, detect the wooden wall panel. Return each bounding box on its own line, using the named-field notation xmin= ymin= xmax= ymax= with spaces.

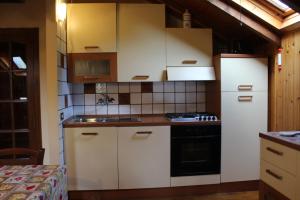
xmin=270 ymin=29 xmax=300 ymax=131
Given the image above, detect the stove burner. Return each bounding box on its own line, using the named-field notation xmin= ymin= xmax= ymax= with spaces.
xmin=165 ymin=113 xmax=218 ymax=122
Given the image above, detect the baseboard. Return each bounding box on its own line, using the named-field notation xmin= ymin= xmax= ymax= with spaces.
xmin=68 ymin=180 xmax=259 ymax=200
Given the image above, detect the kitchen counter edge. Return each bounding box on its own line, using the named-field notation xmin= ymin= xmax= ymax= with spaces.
xmin=259 ymin=131 xmax=300 ymax=151
xmin=63 ymin=115 xmax=221 ymax=128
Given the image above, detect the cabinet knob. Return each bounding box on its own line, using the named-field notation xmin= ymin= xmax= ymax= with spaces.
xmin=238 ymin=85 xmax=253 ymax=91
xmin=84 ymin=46 xmax=99 ymax=49
xmin=238 ymin=96 xmax=253 ymax=102
xmin=266 ymin=169 xmax=283 ymax=180
xmin=136 ymin=131 xmax=152 ymax=135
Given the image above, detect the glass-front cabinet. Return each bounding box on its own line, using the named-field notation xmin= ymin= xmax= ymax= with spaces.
xmin=0 ymin=29 xmax=41 ymax=150
xmin=67 ymin=53 xmax=117 ymax=83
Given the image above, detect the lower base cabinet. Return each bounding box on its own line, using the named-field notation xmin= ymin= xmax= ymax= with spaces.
xmin=259 ymin=181 xmax=289 ymax=200
xmin=118 ymin=126 xmax=171 ymax=189
xmin=65 ymin=126 xmax=171 ymax=190
xmin=64 ymin=127 xmax=118 ymax=190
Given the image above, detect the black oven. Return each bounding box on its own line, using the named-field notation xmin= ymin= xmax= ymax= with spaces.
xmin=171 ymin=125 xmax=221 ymax=177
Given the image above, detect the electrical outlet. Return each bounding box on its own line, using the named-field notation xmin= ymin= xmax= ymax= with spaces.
xmin=60 ymin=112 xmax=64 ymax=121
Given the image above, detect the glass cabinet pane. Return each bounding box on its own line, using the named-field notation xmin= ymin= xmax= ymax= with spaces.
xmin=14 ymin=102 xmax=28 ymax=129
xmin=11 ymin=42 xmax=27 ymax=70
xmin=0 ymin=133 xmax=12 ymax=149
xmin=0 ymin=72 xmax=11 ymax=100
xmin=0 ymin=42 xmax=10 ymax=71
xmin=0 ymin=103 xmax=11 ymax=130
xmin=12 ymin=71 xmax=27 ymax=100
xmin=15 ymin=132 xmax=29 ymax=148
xmin=74 ymin=60 xmax=110 ymax=76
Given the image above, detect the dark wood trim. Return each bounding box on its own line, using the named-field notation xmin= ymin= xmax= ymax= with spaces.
xmin=259 ymin=180 xmax=289 ymax=200
xmin=220 ymin=53 xmax=267 ymax=58
xmin=67 ymin=52 xmax=117 ymax=83
xmin=68 ymin=180 xmax=258 ymax=200
xmin=260 ymin=132 xmax=300 ymax=151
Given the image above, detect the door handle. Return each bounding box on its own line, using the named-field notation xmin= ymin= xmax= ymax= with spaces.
xmin=238 ymin=96 xmax=253 ymax=102
xmin=266 ymin=169 xmax=283 ymax=180
xmin=238 ymin=85 xmax=253 ymax=91
xmin=182 ymin=60 xmax=197 ymax=64
xmin=81 ymin=132 xmax=98 ymax=136
xmin=84 ymin=46 xmax=99 ymax=49
xmin=132 ymin=75 xmax=149 ymax=80
xmin=136 ymin=131 xmax=152 ymax=135
xmin=266 ymin=147 xmax=283 ymax=156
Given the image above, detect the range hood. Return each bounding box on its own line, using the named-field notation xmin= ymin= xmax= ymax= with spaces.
xmin=167 ymin=66 xmax=216 ymax=81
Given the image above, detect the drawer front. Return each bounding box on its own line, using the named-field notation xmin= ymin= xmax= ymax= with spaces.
xmin=261 ymin=139 xmax=297 ymax=175
xmin=261 ymin=160 xmax=296 ymax=200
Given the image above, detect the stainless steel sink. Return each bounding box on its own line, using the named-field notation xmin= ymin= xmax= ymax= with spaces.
xmin=72 ymin=116 xmax=142 ymax=123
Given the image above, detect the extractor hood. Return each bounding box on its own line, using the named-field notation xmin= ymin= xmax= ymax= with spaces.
xmin=167 ymin=66 xmax=216 ymax=81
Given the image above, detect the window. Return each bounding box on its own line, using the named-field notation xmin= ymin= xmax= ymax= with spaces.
xmin=266 ymin=0 xmax=291 ymax=12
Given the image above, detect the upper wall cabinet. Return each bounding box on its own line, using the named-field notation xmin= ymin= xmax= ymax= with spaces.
xmin=166 ymin=28 xmax=212 ymax=67
xmin=118 ymin=4 xmax=166 ymax=82
xmin=67 ymin=3 xmax=117 ymax=53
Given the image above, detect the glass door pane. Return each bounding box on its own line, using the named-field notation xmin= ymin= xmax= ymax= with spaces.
xmin=0 ymin=103 xmax=11 ymax=130
xmin=0 ymin=133 xmax=13 ymax=149
xmin=14 ymin=102 xmax=28 ymax=129
xmin=15 ymin=132 xmax=29 ymax=148
xmin=12 ymin=71 xmax=27 ymax=100
xmin=0 ymin=72 xmax=11 ymax=100
xmin=74 ymin=60 xmax=110 ymax=76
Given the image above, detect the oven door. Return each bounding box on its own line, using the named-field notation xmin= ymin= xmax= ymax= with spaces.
xmin=171 ymin=133 xmax=221 ymax=177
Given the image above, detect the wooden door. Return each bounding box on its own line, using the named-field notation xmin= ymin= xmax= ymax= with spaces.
xmin=0 ymin=29 xmax=41 ymax=150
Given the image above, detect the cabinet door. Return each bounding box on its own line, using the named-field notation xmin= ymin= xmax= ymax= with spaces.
xmin=118 ymin=4 xmax=166 ymax=82
xmin=118 ymin=126 xmax=170 ymax=189
xmin=67 ymin=3 xmax=116 ymax=53
xmin=166 ymin=28 xmax=212 ymax=67
xmin=221 ymin=91 xmax=267 ymax=183
xmin=64 ymin=127 xmax=118 ymax=190
xmin=221 ymin=58 xmax=268 ymax=92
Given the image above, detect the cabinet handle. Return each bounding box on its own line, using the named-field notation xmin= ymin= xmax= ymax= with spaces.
xmin=81 ymin=132 xmax=98 ymax=136
xmin=238 ymin=96 xmax=253 ymax=102
xmin=266 ymin=169 xmax=283 ymax=180
xmin=238 ymin=85 xmax=253 ymax=91
xmin=132 ymin=75 xmax=149 ymax=80
xmin=136 ymin=131 xmax=152 ymax=135
xmin=84 ymin=46 xmax=99 ymax=49
xmin=182 ymin=60 xmax=197 ymax=64
xmin=266 ymin=147 xmax=283 ymax=156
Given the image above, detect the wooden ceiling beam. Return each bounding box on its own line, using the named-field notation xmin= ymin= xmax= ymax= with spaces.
xmin=207 ymin=0 xmax=281 ymax=45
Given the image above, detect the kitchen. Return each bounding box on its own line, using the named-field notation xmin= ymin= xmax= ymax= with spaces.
xmin=0 ymin=0 xmax=299 ymax=200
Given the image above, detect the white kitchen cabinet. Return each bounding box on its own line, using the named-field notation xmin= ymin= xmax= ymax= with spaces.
xmin=118 ymin=126 xmax=171 ymax=189
xmin=221 ymin=58 xmax=268 ymax=92
xmin=118 ymin=4 xmax=166 ymax=82
xmin=217 ymin=55 xmax=268 ymax=183
xmin=166 ymin=28 xmax=212 ymax=67
xmin=221 ymin=91 xmax=267 ymax=182
xmin=67 ymin=3 xmax=116 ymax=53
xmin=64 ymin=127 xmax=118 ymax=190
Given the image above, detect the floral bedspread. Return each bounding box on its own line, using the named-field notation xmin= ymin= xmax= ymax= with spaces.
xmin=0 ymin=165 xmax=67 ymax=200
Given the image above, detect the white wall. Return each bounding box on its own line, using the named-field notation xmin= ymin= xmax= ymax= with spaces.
xmin=0 ymin=0 xmax=59 ymax=164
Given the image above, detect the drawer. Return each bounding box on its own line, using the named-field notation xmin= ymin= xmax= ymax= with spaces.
xmin=261 ymin=138 xmax=297 ymax=175
xmin=261 ymin=160 xmax=296 ymax=200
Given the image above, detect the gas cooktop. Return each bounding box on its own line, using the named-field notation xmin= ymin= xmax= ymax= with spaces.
xmin=165 ymin=112 xmax=218 ymax=122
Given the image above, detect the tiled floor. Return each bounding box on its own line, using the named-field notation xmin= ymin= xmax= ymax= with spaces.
xmin=138 ymin=191 xmax=259 ymax=200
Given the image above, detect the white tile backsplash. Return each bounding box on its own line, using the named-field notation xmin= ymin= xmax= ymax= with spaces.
xmin=107 ymin=83 xmax=119 ymax=93
xmin=164 ymin=81 xmax=175 ymax=92
xmin=175 ymin=93 xmax=185 ymax=103
xmin=119 ymin=83 xmax=130 ymax=93
xmin=130 ymin=93 xmax=142 ymax=104
xmin=84 ymin=94 xmax=96 ymax=105
xmin=130 ymin=82 xmax=141 ymax=93
xmin=164 ymin=93 xmax=175 ymax=103
xmin=69 ymin=81 xmax=206 ymax=115
xmin=153 ymin=93 xmax=164 ymax=104
xmin=175 ymin=81 xmax=185 ymax=92
xmin=153 ymin=82 xmax=164 ymax=92
xmin=142 ymin=93 xmax=152 ymax=104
